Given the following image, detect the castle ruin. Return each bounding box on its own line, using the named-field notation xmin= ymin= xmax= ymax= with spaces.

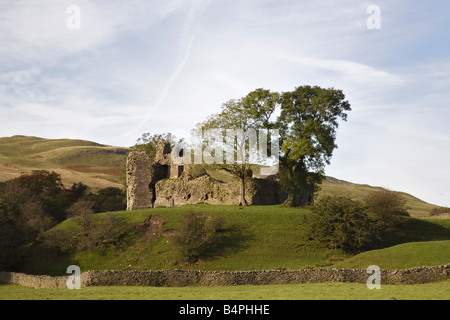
xmin=126 ymin=141 xmax=286 ymax=210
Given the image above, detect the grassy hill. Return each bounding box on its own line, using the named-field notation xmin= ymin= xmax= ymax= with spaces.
xmin=331 ymin=240 xmax=450 ymax=269
xmin=0 ymin=135 xmax=129 ymax=191
xmin=19 ymin=204 xmax=450 ymax=276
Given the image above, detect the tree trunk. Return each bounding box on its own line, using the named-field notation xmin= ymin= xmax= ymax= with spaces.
xmin=238 ymin=175 xmax=248 ymax=206
xmin=283 ymin=193 xmax=300 ymax=207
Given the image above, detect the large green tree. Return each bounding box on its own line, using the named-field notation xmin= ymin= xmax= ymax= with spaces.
xmin=277 ymin=85 xmax=351 ymax=206
xmin=199 ymin=88 xmax=280 ymax=205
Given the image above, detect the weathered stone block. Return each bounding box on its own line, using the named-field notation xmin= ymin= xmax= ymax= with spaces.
xmin=126 ymin=151 xmax=152 ymax=210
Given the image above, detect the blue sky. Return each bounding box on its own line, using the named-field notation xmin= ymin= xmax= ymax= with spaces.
xmin=1 ymin=0 xmax=449 ymax=207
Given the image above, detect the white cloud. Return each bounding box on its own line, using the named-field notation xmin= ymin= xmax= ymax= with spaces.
xmin=0 ymin=0 xmax=449 ymax=206
xmin=0 ymin=0 xmax=186 ymax=67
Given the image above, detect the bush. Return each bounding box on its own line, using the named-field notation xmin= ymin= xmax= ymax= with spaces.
xmin=87 ymin=213 xmax=135 ymax=251
xmin=364 ymin=189 xmax=409 ymax=229
xmin=0 ymin=218 xmax=21 ymax=270
xmin=41 ymin=212 xmax=135 ymax=254
xmin=17 ymin=200 xmax=55 ymax=242
xmin=67 ymin=199 xmax=95 ymax=236
xmin=39 ymin=229 xmax=76 ymax=255
xmin=307 ymin=196 xmax=378 ymax=250
xmin=173 ymin=212 xmax=225 ymax=263
xmin=90 ymin=187 xmax=126 ymax=213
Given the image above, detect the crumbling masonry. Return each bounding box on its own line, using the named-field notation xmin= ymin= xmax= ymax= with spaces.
xmin=126 ymin=141 xmax=285 ymax=210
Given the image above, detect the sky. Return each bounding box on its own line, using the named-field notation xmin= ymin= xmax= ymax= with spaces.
xmin=0 ymin=0 xmax=449 ymax=207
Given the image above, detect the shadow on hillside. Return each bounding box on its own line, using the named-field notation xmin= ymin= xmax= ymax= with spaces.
xmin=203 ymin=224 xmax=254 ymax=261
xmin=372 ymin=217 xmax=450 ymax=249
xmin=16 ymin=245 xmax=81 ymax=277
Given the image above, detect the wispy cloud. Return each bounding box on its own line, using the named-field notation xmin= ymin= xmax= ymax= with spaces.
xmin=0 ymin=0 xmax=449 ymax=206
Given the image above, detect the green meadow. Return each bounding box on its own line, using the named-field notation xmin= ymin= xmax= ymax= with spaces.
xmin=1 ymin=281 xmax=448 ymax=300
xmin=18 ymin=204 xmax=450 ymax=276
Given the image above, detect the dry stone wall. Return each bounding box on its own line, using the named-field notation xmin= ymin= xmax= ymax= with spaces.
xmin=1 ymin=264 xmax=449 ymax=289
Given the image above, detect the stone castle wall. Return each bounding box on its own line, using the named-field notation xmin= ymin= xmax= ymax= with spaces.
xmin=153 ymin=174 xmax=284 ymax=207
xmin=126 ymin=148 xmax=286 ymax=209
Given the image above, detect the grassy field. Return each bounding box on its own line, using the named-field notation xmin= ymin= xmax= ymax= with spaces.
xmin=1 ymin=281 xmax=449 ymax=300
xmin=18 ymin=204 xmax=450 ymax=276
xmin=0 ymin=135 xmax=128 ymax=190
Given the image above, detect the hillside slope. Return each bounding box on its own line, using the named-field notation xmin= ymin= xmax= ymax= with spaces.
xmin=331 ymin=240 xmax=450 ymax=269
xmin=19 ymin=204 xmax=450 ymax=275
xmin=0 ymin=135 xmax=129 ymax=190
xmin=317 ymin=177 xmax=441 ymax=217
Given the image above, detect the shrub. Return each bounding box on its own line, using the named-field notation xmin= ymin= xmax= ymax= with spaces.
xmin=88 ymin=213 xmax=135 ymax=251
xmin=84 ymin=187 xmax=126 ymax=213
xmin=173 ymin=212 xmax=225 ymax=263
xmin=67 ymin=199 xmax=95 ymax=236
xmin=41 ymin=213 xmax=135 ymax=253
xmin=17 ymin=200 xmax=55 ymax=242
xmin=39 ymin=229 xmax=76 ymax=255
xmin=0 ymin=218 xmax=21 ymax=270
xmin=307 ymin=196 xmax=378 ymax=250
xmin=364 ymin=189 xmax=409 ymax=229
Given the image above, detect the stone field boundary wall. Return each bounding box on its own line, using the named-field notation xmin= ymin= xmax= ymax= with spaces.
xmin=1 ymin=264 xmax=449 ymax=289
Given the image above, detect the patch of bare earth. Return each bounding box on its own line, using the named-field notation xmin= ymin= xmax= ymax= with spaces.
xmin=141 ymin=215 xmax=176 ymax=242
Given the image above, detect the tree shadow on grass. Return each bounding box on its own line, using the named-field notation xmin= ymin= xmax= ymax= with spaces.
xmin=16 ymin=244 xmax=81 ymax=276
xmin=202 ymin=224 xmax=254 ymax=262
xmin=371 ymin=217 xmax=450 ymax=249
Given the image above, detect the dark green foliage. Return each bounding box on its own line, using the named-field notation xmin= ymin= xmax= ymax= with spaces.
xmin=11 ymin=170 xmax=63 ymax=195
xmin=277 ymin=86 xmax=351 ymax=206
xmin=0 ymin=215 xmax=21 ymax=270
xmin=308 ymin=196 xmax=378 ymax=251
xmin=174 ymin=212 xmax=225 ymax=263
xmin=39 ymin=229 xmax=75 ymax=255
xmin=364 ymin=190 xmax=409 ymax=230
xmin=0 ymin=172 xmax=127 ymax=269
xmin=0 ymin=177 xmax=58 ymax=269
xmin=67 ymin=199 xmax=95 ymax=236
xmin=70 ymin=182 xmax=89 ymax=199
xmin=199 ymin=88 xmax=280 ymax=206
xmin=87 ymin=187 xmax=126 ymax=213
xmin=279 ymin=156 xmax=322 ymax=206
xmin=16 ymin=200 xmax=54 ymax=243
xmin=3 ymin=170 xmax=88 ymax=222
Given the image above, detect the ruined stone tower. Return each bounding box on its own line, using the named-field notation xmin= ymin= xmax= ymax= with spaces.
xmin=126 ymin=151 xmax=152 ymax=210
xmin=153 ymin=141 xmax=184 ymax=179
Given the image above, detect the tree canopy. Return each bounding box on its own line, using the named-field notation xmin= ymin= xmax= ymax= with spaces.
xmin=277 ymin=86 xmax=351 ymax=206
xmin=199 ymin=85 xmax=351 ymax=206
xmin=198 ymin=88 xmax=280 ymax=205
